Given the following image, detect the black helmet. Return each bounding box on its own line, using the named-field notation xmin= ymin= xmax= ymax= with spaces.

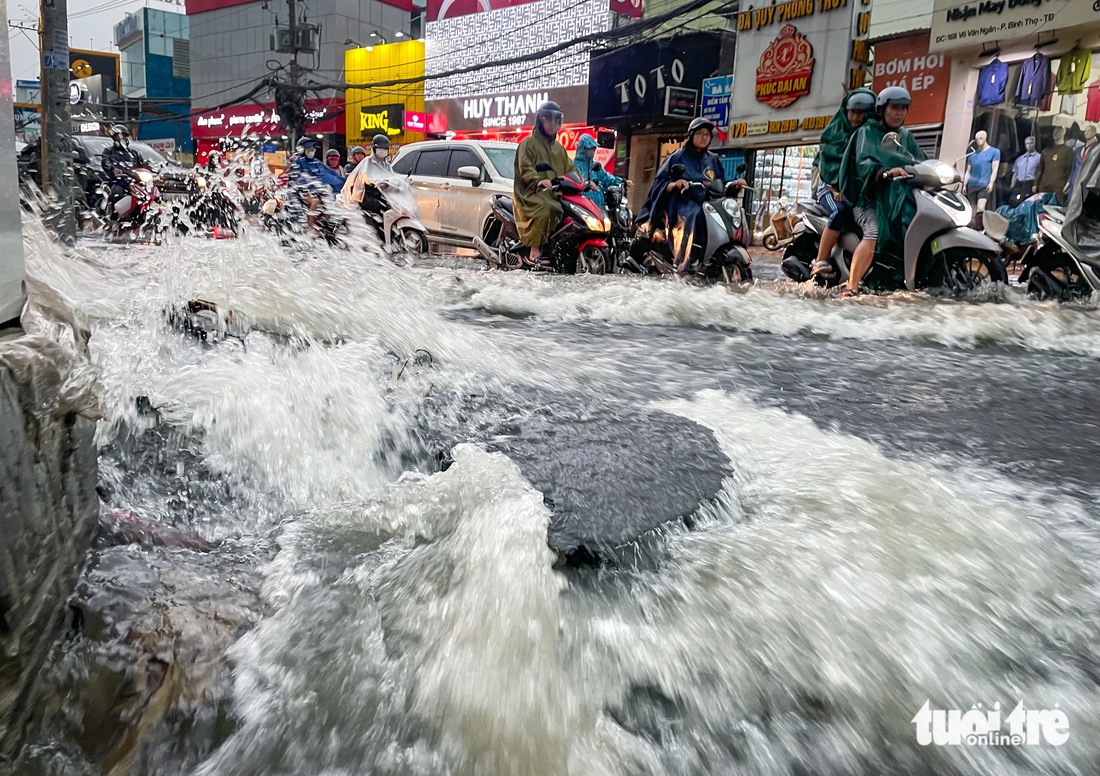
xmin=349 ymin=145 xmax=366 ymax=156
xmin=876 ymin=86 xmax=912 ymax=110
xmin=536 ymin=101 xmax=564 ymax=123
xmin=371 ymin=134 xmax=391 ymax=149
xmin=687 ymin=117 xmax=716 ymax=136
xmin=844 ymin=90 xmax=876 ymax=113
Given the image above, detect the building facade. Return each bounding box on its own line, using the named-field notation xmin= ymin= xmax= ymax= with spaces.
xmin=114 ymin=8 xmax=193 ymax=155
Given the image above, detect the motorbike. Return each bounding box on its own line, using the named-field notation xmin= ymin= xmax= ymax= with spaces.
xmin=262 ymin=191 xmax=350 ymax=250
xmin=761 ymin=203 xmax=799 ymax=250
xmin=603 ymin=176 xmax=635 ymax=274
xmin=356 ymin=177 xmax=429 ymax=260
xmin=97 ymin=167 xmax=167 ymax=244
xmin=473 ymin=163 xmax=611 ymax=275
xmin=781 ymin=133 xmax=1007 ymax=293
xmin=623 ymin=166 xmax=753 ymax=284
xmin=1018 ymin=205 xmax=1100 ymax=301
xmin=175 ymin=172 xmax=239 ymax=238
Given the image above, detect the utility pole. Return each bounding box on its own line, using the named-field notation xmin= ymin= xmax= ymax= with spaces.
xmin=39 ymin=0 xmax=76 ymax=243
xmin=287 ymin=0 xmax=299 ymax=150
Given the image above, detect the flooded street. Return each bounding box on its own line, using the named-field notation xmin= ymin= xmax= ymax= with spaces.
xmin=17 ymin=220 xmax=1100 ymax=776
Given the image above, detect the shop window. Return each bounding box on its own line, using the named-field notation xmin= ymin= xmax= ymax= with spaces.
xmin=970 ymin=48 xmax=1099 ymax=209
xmin=447 ymin=148 xmax=482 ymax=179
xmin=414 ymin=149 xmax=449 ymax=177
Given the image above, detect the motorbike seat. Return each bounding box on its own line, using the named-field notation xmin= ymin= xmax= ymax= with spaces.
xmin=1043 ymin=205 xmax=1066 ymax=223
xmin=493 ymin=194 xmax=514 ymax=216
xmin=800 ymin=202 xmax=828 ymax=217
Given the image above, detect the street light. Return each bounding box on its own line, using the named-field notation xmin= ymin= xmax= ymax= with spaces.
xmin=368 ymin=30 xmax=388 ymax=44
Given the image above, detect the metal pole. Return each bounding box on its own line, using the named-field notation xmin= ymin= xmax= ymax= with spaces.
xmin=287 ymin=0 xmax=299 ymax=149
xmin=39 ymin=0 xmax=76 ymax=243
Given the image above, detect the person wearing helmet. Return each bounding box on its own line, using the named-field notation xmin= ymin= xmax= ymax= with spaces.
xmin=838 ymin=85 xmax=926 ymax=296
xmin=636 ymin=116 xmax=727 ymax=274
xmin=325 ymin=148 xmax=347 ymax=179
xmin=514 ymin=101 xmax=576 ymax=264
xmin=345 ymin=145 xmax=367 ymax=174
xmin=809 ymin=88 xmax=876 ymax=277
xmin=573 ymin=133 xmax=629 ymax=213
xmin=289 ymin=137 xmax=346 ymax=221
xmin=342 ymin=134 xmax=407 ymax=240
xmin=101 ymin=124 xmax=147 ymax=212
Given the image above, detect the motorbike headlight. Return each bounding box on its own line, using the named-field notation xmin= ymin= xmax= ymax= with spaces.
xmin=582 ymin=212 xmax=607 ymax=232
xmin=935 ymin=161 xmax=958 ymax=186
xmin=196 ymin=175 xmax=207 ymax=188
xmin=138 ymin=170 xmax=155 ymax=185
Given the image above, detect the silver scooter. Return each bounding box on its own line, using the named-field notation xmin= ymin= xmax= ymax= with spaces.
xmin=782 ymin=133 xmax=1007 ymax=291
xmin=1018 ymin=206 xmax=1100 ymax=300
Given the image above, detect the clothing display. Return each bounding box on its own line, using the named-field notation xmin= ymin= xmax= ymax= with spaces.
xmin=1056 ymin=48 xmax=1091 ymax=95
xmin=1035 ymin=144 xmax=1073 ymax=194
xmin=1016 ymin=53 xmax=1052 ymax=106
xmin=1012 ymin=150 xmax=1041 ymax=183
xmin=1061 ymin=94 xmax=1079 ymax=115
xmin=978 ymin=58 xmax=1009 ymax=107
xmin=968 ymin=146 xmax=1001 ymax=189
xmin=1087 ymin=80 xmax=1100 ymax=123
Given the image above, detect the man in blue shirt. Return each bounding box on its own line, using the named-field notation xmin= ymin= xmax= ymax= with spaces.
xmin=1010 ymin=136 xmax=1040 ymax=204
xmin=964 ymin=130 xmax=1000 ymax=213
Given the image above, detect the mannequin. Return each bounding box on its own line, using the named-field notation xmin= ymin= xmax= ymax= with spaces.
xmin=964 ymin=130 xmax=1000 ymax=212
xmin=1069 ymin=124 xmax=1098 ymax=189
xmin=1034 ymin=125 xmax=1074 ymax=198
xmin=1010 ymin=136 xmax=1040 ymax=204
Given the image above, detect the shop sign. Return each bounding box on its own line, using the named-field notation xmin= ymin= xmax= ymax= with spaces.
xmin=361 ymin=104 xmax=405 ymax=136
xmin=145 ymin=138 xmax=177 ymax=155
xmin=113 ymin=13 xmax=141 ymax=48
xmin=426 ymin=0 xmax=538 ymax=22
xmin=609 ymin=0 xmax=642 ymax=18
xmin=929 ymin=0 xmax=1100 ymax=53
xmin=404 ymin=111 xmax=427 ymax=132
xmin=664 ymin=86 xmax=698 ymax=118
xmin=69 ymin=81 xmax=88 ymax=105
xmin=69 ymin=48 xmax=121 ymax=92
xmin=427 ymin=85 xmax=588 ymax=133
xmin=191 ymin=99 xmax=342 ymax=138
xmin=588 ymin=31 xmax=725 ymax=124
xmin=727 ymin=0 xmax=865 ymax=146
xmin=701 ymin=76 xmax=733 ymax=128
xmin=755 ymin=25 xmax=815 ymax=109
xmin=872 ymin=33 xmax=951 ymax=125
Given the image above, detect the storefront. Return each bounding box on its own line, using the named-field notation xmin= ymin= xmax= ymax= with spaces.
xmin=190 ymin=99 xmax=343 ymax=168
xmin=587 ymin=31 xmax=732 ymax=212
xmin=933 ymin=0 xmax=1100 ymax=209
xmin=345 ymin=40 xmax=427 ymax=157
xmin=723 ymin=0 xmax=872 ymax=215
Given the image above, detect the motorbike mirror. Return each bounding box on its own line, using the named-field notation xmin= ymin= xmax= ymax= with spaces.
xmin=457 ymin=165 xmax=483 ymax=185
xmin=723 ymin=181 xmax=741 ymax=197
xmin=670 ymin=164 xmax=686 ymax=180
xmin=882 ymin=132 xmax=901 ymax=151
xmin=535 ymin=161 xmax=553 ymax=172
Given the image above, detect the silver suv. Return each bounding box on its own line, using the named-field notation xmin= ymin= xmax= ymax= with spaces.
xmin=391 ymin=140 xmax=517 ymax=250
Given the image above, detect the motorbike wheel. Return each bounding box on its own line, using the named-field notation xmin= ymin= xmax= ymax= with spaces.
xmin=763 ymin=233 xmax=780 ymax=251
xmin=706 ymin=248 xmax=753 ymax=285
xmin=576 ymin=245 xmax=607 ymax=275
xmin=392 ymin=226 xmax=428 ymax=256
xmin=943 ymin=248 xmax=1008 ymax=292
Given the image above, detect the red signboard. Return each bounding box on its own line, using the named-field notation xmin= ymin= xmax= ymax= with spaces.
xmin=609 ymin=0 xmax=642 ymax=18
xmin=756 ymin=24 xmax=815 ymax=109
xmin=872 ymin=33 xmax=951 ymax=126
xmin=404 ymin=111 xmax=427 ymax=132
xmin=188 ymin=0 xmax=409 ymax=12
xmin=191 ymin=99 xmax=343 ymax=139
xmin=426 ymin=0 xmax=539 ymax=22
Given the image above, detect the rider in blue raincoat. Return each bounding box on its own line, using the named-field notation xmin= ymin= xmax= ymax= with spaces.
xmin=636 ymin=117 xmax=726 ymax=274
xmin=573 ymin=133 xmax=623 ymax=213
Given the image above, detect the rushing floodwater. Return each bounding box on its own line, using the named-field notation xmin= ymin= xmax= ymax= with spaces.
xmin=17 ymin=217 xmax=1100 ymax=775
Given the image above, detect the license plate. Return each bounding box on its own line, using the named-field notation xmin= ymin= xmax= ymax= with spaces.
xmin=931 ymin=238 xmax=943 ymax=254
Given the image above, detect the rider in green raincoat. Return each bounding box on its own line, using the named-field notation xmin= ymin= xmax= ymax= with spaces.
xmin=839 ymin=86 xmax=927 ymax=292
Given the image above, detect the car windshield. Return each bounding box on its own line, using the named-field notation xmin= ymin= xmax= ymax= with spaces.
xmin=483 ymin=147 xmax=516 ymax=180
xmin=78 ymin=136 xmax=168 ymax=166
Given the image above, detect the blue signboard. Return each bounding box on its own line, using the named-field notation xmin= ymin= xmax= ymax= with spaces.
xmin=701 ymin=75 xmax=733 ymax=128
xmin=262 ymin=143 xmax=277 ymax=153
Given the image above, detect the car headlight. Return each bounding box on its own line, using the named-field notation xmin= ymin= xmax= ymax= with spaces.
xmin=935 ymin=161 xmax=958 ymax=186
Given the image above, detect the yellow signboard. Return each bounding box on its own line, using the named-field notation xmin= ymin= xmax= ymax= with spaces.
xmin=345 ymin=40 xmax=426 ymax=143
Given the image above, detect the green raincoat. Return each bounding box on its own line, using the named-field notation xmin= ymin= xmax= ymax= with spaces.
xmin=815 ymin=87 xmax=876 ymax=188
xmin=838 ymin=116 xmax=926 ymax=263
xmin=514 ymin=129 xmax=576 ymax=247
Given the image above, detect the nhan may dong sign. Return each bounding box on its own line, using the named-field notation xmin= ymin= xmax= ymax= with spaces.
xmin=361 ymin=104 xmax=405 ymax=136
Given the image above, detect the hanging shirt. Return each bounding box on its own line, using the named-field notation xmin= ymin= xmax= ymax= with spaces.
xmin=1012 ymin=150 xmax=1040 ymax=182
xmin=1056 ymin=49 xmax=1091 ymax=95
xmin=977 ymin=59 xmax=1008 ymax=106
xmin=1016 ymin=54 xmax=1052 ymax=106
xmin=967 ymin=146 xmax=1001 ymax=189
xmin=1087 ymin=81 xmax=1100 ymax=122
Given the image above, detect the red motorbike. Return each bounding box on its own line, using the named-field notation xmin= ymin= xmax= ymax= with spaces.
xmin=98 ymin=167 xmax=167 ymax=244
xmin=474 ymin=163 xmax=611 ymax=274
